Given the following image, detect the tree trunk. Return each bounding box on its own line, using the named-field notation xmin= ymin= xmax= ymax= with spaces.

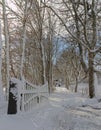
xmin=47 ymin=11 xmax=54 ymax=92
xmin=46 ymin=47 xmax=53 ymax=93
xmin=40 ymin=41 xmax=46 ymax=84
xmin=65 ymin=78 xmax=69 ymax=89
xmin=48 ymin=58 xmax=53 ymax=93
xmin=20 ymin=0 xmax=28 ymax=80
xmin=65 ymin=70 xmax=69 ymax=89
xmin=75 ymin=77 xmax=78 ymax=92
xmin=88 ymin=52 xmax=95 ymax=98
xmin=0 ymin=21 xmax=4 ymax=101
xmin=2 ymin=0 xmax=10 ymax=100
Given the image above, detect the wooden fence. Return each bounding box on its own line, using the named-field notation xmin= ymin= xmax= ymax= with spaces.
xmin=17 ymin=79 xmax=49 ymax=113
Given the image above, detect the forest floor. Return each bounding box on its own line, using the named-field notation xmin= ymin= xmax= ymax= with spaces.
xmin=0 ymin=87 xmax=101 ymax=130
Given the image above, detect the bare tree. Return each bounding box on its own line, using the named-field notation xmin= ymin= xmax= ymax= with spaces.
xmin=45 ymin=10 xmax=54 ymax=92
xmin=20 ymin=0 xmax=28 ymax=80
xmin=0 ymin=21 xmax=4 ymax=101
xmin=2 ymin=0 xmax=10 ymax=100
xmin=43 ymin=0 xmax=101 ymax=98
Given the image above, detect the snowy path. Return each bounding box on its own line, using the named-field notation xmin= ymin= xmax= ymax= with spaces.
xmin=0 ymin=115 xmax=35 ymax=130
xmin=0 ymin=87 xmax=101 ymax=130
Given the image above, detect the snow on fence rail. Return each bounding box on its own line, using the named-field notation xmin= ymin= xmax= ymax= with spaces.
xmin=17 ymin=79 xmax=49 ymax=113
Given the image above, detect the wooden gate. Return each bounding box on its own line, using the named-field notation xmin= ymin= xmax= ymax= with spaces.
xmin=17 ymin=79 xmax=49 ymax=113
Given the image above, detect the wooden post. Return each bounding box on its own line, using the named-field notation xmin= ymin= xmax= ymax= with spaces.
xmin=8 ymin=81 xmax=17 ymax=114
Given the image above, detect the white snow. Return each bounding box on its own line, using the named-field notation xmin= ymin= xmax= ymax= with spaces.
xmin=9 ymin=78 xmax=23 ymax=101
xmin=0 ymin=86 xmax=101 ymax=130
xmin=10 ymin=78 xmax=23 ymax=91
xmin=10 ymin=86 xmax=18 ymax=101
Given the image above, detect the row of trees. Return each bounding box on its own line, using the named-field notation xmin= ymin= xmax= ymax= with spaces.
xmin=44 ymin=0 xmax=101 ymax=98
xmin=0 ymin=0 xmax=57 ymax=97
xmin=0 ymin=0 xmax=101 ymax=99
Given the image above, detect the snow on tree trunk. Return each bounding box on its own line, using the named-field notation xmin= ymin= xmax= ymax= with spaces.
xmin=2 ymin=0 xmax=10 ymax=100
xmin=20 ymin=0 xmax=28 ymax=80
xmin=20 ymin=1 xmax=28 ymax=112
xmin=0 ymin=21 xmax=4 ymax=102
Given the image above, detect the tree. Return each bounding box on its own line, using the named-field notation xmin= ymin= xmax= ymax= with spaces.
xmin=20 ymin=0 xmax=28 ymax=80
xmin=0 ymin=21 xmax=4 ymax=101
xmin=56 ymin=47 xmax=83 ymax=91
xmin=43 ymin=0 xmax=101 ymax=98
xmin=45 ymin=10 xmax=54 ymax=92
xmin=2 ymin=0 xmax=10 ymax=100
xmin=70 ymin=0 xmax=99 ymax=98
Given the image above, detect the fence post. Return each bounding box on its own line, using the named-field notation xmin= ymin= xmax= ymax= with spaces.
xmin=8 ymin=81 xmax=17 ymax=114
xmin=17 ymin=84 xmax=21 ymax=114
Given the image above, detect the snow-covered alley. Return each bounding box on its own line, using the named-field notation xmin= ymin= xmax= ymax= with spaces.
xmin=0 ymin=87 xmax=101 ymax=130
xmin=0 ymin=0 xmax=101 ymax=129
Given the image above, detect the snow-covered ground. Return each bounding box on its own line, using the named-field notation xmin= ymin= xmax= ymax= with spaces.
xmin=0 ymin=87 xmax=101 ymax=130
